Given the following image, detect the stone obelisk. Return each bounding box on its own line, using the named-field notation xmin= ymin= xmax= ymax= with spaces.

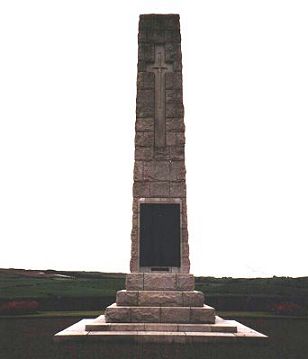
xmin=101 ymin=14 xmax=216 ymax=325
xmin=131 ymin=14 xmax=189 ymax=274
xmin=55 ymin=14 xmax=267 ymax=343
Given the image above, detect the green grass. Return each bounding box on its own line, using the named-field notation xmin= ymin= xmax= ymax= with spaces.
xmin=0 ymin=310 xmax=103 ymax=319
xmin=0 ymin=274 xmax=125 ymax=299
xmin=218 ymin=311 xmax=308 ymax=319
xmin=195 ymin=276 xmax=308 ymax=297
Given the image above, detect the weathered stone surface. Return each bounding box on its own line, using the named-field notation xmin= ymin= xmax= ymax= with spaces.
xmin=130 ymin=307 xmax=160 ymax=323
xmin=135 ymin=132 xmax=154 ymax=148
xmin=190 ymin=305 xmax=216 ymax=324
xmin=135 ymin=147 xmax=153 ymax=160
xmin=165 ymin=72 xmax=182 ymax=90
xmin=170 ymin=161 xmax=185 ymax=181
xmin=145 ymin=29 xmax=165 ymax=43
xmin=133 ymin=181 xmax=150 ymax=197
xmin=170 ymin=181 xmax=186 ymax=197
xmin=110 ymin=323 xmax=145 ymax=331
xmin=135 ymin=118 xmax=154 ymax=132
xmin=129 ymin=260 xmax=138 ymax=273
xmin=144 ymin=161 xmax=170 ymax=181
xmin=164 ymin=30 xmax=181 ymax=43
xmin=166 ymin=89 xmax=182 ymax=104
xmin=136 ymin=89 xmax=154 ymax=117
xmin=181 ymin=228 xmax=189 ymax=241
xmin=149 ymin=182 xmax=169 ymax=197
xmin=166 ymin=118 xmax=185 ymax=132
xmin=133 ymin=161 xmax=143 ymax=181
xmin=166 ymin=131 xmax=185 ymax=146
xmin=166 ymin=103 xmax=184 ymax=118
xmin=116 ymin=290 xmax=138 ymax=306
xmin=126 ymin=274 xmax=195 ymax=290
xmin=132 ymin=198 xmax=140 ymax=213
xmin=137 ymin=72 xmax=155 ymax=89
xmin=126 ymin=273 xmax=143 ymax=290
xmin=139 ymin=14 xmax=180 ymax=31
xmin=135 ymin=132 xmax=154 ymax=147
xmin=144 ymin=273 xmax=176 ymax=291
xmin=85 ymin=321 xmax=238 ymax=333
xmin=182 ymin=291 xmax=204 ymax=307
xmin=144 ymin=323 xmax=178 ymax=332
xmin=165 ymin=43 xmax=182 ymax=69
xmin=161 ymin=307 xmax=190 ymax=323
xmin=169 ymin=145 xmax=185 ymax=160
xmin=176 ymin=274 xmax=194 ymax=290
xmin=179 ymin=237 xmax=190 ymax=274
xmin=142 ymin=132 xmax=155 ymax=147
xmin=105 ymin=304 xmax=130 ymax=323
xmin=181 ymin=262 xmax=190 ymax=274
xmin=181 ymin=198 xmax=188 ymax=227
xmin=138 ymin=291 xmax=182 ymax=307
xmin=154 ymin=147 xmax=170 ymax=160
xmin=138 ymin=43 xmax=155 ymax=63
xmin=108 ymin=304 xmax=206 ymax=324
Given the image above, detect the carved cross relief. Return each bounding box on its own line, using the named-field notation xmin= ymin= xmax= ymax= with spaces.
xmin=146 ymin=45 xmax=173 ymax=148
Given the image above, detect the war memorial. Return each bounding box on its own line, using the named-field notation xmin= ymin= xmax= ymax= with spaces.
xmin=55 ymin=14 xmax=266 ymax=344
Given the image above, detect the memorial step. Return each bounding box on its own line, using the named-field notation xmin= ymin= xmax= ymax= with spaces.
xmin=126 ymin=273 xmax=194 ymax=291
xmin=85 ymin=315 xmax=237 ymax=333
xmin=105 ymin=303 xmax=215 ymax=324
xmin=116 ymin=290 xmax=204 ymax=307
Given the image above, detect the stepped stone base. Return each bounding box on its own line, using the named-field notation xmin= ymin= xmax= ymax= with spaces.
xmin=54 ymin=272 xmax=267 ymax=343
xmin=54 ymin=316 xmax=267 ymax=343
xmin=85 ymin=315 xmax=237 ymax=333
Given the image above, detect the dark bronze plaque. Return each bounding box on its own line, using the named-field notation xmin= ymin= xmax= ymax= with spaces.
xmin=139 ymin=203 xmax=181 ymax=267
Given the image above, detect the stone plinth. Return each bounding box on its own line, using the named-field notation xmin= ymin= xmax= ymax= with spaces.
xmin=126 ymin=273 xmax=194 ymax=291
xmin=105 ymin=303 xmax=215 ymax=324
xmin=116 ymin=290 xmax=204 ymax=307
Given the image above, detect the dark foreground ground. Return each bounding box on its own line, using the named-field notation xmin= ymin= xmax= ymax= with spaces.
xmin=1 ymin=316 xmax=308 ymax=359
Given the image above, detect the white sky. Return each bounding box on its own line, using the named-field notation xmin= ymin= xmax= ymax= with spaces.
xmin=1 ymin=1 xmax=308 ymax=278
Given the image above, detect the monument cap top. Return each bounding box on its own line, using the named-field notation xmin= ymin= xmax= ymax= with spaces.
xmin=139 ymin=14 xmax=180 ymax=30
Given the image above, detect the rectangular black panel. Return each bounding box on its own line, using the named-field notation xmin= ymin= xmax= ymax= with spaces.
xmin=139 ymin=203 xmax=181 ymax=267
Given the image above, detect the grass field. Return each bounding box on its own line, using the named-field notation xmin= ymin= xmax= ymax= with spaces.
xmin=0 ymin=269 xmax=125 ymax=299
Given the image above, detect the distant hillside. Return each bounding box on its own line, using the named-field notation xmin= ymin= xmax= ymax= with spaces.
xmin=0 ymin=268 xmax=125 ymax=279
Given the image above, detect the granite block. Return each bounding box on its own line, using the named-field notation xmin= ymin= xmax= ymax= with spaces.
xmin=161 ymin=307 xmax=190 ymax=323
xmin=190 ymin=305 xmax=216 ymax=324
xmin=130 ymin=307 xmax=160 ymax=323
xmin=176 ymin=274 xmax=194 ymax=290
xmin=182 ymin=291 xmax=204 ymax=307
xmin=126 ymin=273 xmax=143 ymax=290
xmin=143 ymin=273 xmax=176 ymax=290
xmin=116 ymin=290 xmax=138 ymax=306
xmin=138 ymin=291 xmax=182 ymax=307
xmin=105 ymin=304 xmax=131 ymax=323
